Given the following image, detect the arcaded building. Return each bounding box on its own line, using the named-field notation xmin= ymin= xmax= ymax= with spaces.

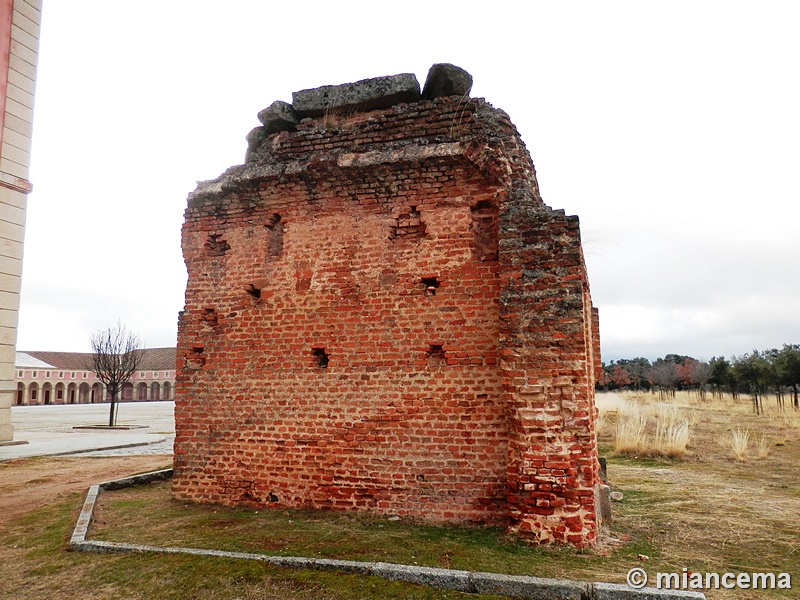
xmin=14 ymin=347 xmax=176 ymax=405
xmin=174 ymin=65 xmax=602 ymax=545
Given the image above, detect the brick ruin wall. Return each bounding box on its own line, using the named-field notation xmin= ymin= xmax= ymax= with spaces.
xmin=173 ymin=66 xmax=602 ymax=545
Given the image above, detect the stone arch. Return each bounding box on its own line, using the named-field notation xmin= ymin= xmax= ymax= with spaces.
xmin=90 ymin=382 xmax=104 ymax=403
xmin=28 ymin=382 xmax=39 ymax=405
xmin=16 ymin=382 xmax=24 ymax=406
xmin=163 ymin=381 xmax=172 ymax=400
xmin=79 ymin=382 xmax=90 ymax=403
xmin=150 ymin=381 xmax=161 ymax=401
xmin=122 ymin=382 xmax=134 ymax=401
xmin=68 ymin=382 xmax=78 ymax=404
xmin=55 ymin=382 xmax=66 ymax=404
xmin=42 ymin=382 xmax=53 ymax=405
xmin=136 ymin=382 xmax=148 ymax=401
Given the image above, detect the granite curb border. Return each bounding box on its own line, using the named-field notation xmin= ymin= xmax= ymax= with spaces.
xmin=69 ymin=470 xmax=705 ymax=600
xmin=0 ymin=434 xmax=168 ymax=462
xmin=53 ymin=436 xmax=167 ymax=458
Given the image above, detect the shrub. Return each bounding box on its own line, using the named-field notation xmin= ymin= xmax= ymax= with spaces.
xmin=656 ymin=422 xmax=691 ymax=458
xmin=612 ymin=401 xmax=692 ymax=458
xmin=730 ymin=428 xmax=750 ymax=462
xmin=615 ymin=413 xmax=648 ymax=455
xmin=756 ymin=434 xmax=770 ymax=459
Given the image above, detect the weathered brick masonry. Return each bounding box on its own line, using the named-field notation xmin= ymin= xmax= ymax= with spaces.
xmin=173 ymin=65 xmax=602 ymax=545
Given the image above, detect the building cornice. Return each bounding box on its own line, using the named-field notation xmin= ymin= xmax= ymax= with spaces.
xmin=0 ymin=173 xmax=32 ymax=194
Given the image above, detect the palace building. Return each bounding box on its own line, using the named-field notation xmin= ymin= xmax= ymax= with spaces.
xmin=0 ymin=0 xmax=42 ymax=441
xmin=14 ymin=347 xmax=176 ymax=405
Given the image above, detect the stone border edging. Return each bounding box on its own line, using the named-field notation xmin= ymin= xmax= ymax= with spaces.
xmin=54 ymin=437 xmax=166 ymax=458
xmin=68 ymin=470 xmax=705 ymax=600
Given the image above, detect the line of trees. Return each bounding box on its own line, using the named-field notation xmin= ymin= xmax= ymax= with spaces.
xmin=600 ymin=344 xmax=800 ymax=414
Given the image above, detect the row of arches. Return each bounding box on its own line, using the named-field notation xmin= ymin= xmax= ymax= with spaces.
xmin=16 ymin=380 xmax=173 ymax=405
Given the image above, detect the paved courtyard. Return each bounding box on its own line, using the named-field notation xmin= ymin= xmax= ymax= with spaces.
xmin=1 ymin=401 xmax=175 ymax=460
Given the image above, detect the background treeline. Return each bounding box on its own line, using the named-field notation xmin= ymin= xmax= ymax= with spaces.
xmin=600 ymin=344 xmax=800 ymax=413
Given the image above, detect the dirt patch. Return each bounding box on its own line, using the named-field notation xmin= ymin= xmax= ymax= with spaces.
xmin=0 ymin=455 xmax=172 ymax=526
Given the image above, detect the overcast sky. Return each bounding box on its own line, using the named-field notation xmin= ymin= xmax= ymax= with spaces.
xmin=18 ymin=1 xmax=800 ymax=362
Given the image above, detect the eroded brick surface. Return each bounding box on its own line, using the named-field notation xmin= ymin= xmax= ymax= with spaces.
xmin=174 ymin=75 xmax=601 ymax=545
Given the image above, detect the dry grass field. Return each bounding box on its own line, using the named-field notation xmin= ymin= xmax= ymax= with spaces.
xmin=597 ymin=391 xmax=799 ymax=598
xmin=0 ymin=391 xmax=797 ymax=599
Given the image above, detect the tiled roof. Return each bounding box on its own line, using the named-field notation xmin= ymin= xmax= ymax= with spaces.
xmin=137 ymin=347 xmax=178 ymax=370
xmin=19 ymin=348 xmax=177 ymax=371
xmin=20 ymin=351 xmax=93 ymax=370
xmin=15 ymin=352 xmax=57 ymax=369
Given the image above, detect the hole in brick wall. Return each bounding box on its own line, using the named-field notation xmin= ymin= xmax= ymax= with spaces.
xmin=205 ymin=233 xmax=231 ymax=256
xmin=312 ymin=348 xmax=329 ymax=369
xmin=427 ymin=344 xmax=445 ymax=366
xmin=417 ymin=474 xmax=425 ymax=482
xmin=202 ymin=308 xmax=218 ymax=328
xmin=268 ymin=492 xmax=279 ymax=503
xmin=421 ymin=277 xmax=440 ymax=296
xmin=470 ymin=200 xmax=498 ymax=261
xmin=265 ymin=214 xmax=281 ymax=229
xmin=187 ymin=345 xmax=206 ymax=369
xmin=477 ymin=394 xmax=488 ymax=401
xmin=390 ymin=205 xmax=427 ymax=240
xmin=245 ymin=283 xmax=262 ymax=299
xmin=265 ymin=213 xmax=284 ymax=256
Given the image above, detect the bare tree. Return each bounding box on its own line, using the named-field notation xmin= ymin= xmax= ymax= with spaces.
xmin=90 ymin=322 xmax=144 ymax=427
xmin=649 ymin=359 xmax=679 ymax=399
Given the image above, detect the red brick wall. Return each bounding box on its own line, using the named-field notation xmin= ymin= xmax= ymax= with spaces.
xmin=174 ymin=97 xmax=600 ymax=544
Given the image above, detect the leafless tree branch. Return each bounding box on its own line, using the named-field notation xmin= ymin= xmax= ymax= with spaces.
xmin=90 ymin=321 xmax=144 ymax=426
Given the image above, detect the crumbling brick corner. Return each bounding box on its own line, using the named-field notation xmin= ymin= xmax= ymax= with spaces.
xmin=173 ymin=64 xmax=602 ymax=546
xmin=499 ymin=204 xmax=602 ymax=545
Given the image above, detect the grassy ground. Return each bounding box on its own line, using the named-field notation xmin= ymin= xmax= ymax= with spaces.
xmin=597 ymin=391 xmax=799 ymax=599
xmin=1 ymin=391 xmax=798 ymax=599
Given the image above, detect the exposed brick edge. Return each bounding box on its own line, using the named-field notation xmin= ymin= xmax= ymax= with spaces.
xmin=68 ymin=471 xmax=704 ymax=600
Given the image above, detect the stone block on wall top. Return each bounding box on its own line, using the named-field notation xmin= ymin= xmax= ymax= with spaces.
xmin=257 ymin=101 xmax=300 ymax=134
xmin=422 ymin=63 xmax=473 ymax=100
xmin=292 ymin=73 xmax=421 ymax=118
